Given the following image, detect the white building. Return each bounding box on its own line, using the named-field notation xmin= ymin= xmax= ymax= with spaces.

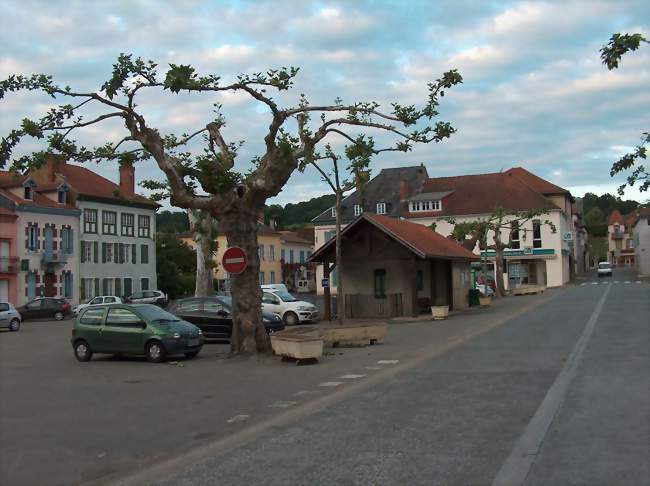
xmin=632 ymin=207 xmax=650 ymax=276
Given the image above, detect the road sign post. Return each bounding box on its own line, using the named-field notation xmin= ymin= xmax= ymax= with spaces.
xmin=222 ymin=247 xmax=248 ymax=275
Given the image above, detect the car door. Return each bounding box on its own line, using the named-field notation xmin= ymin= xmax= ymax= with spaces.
xmin=78 ymin=307 xmax=108 ymax=352
xmin=0 ymin=302 xmax=10 ymax=327
xmin=202 ymin=298 xmax=233 ymax=340
xmin=22 ymin=299 xmax=43 ymax=320
xmin=173 ymin=299 xmax=204 ymax=326
xmin=262 ymin=292 xmax=283 ymax=316
xmin=42 ymin=298 xmax=59 ymax=319
xmin=102 ymin=307 xmax=146 ymax=355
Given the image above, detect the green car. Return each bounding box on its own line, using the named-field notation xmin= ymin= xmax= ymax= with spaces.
xmin=71 ymin=304 xmax=204 ymax=363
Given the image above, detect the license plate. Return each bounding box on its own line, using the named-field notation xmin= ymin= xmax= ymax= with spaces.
xmin=188 ymin=338 xmax=199 ymax=347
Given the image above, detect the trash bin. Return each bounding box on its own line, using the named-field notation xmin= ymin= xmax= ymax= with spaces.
xmin=468 ymin=288 xmax=481 ymax=307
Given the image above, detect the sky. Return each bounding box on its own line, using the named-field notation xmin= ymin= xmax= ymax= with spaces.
xmin=1 ymin=0 xmax=649 ymax=207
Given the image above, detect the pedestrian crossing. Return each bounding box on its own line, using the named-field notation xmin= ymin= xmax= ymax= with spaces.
xmin=580 ymin=280 xmax=643 ymax=286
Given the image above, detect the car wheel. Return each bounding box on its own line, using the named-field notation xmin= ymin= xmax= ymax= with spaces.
xmin=9 ymin=318 xmax=20 ymax=332
xmin=185 ymin=351 xmax=199 ymax=359
xmin=284 ymin=311 xmax=299 ymax=326
xmin=146 ymin=340 xmax=165 ymax=363
xmin=54 ymin=311 xmax=64 ymax=321
xmin=74 ymin=340 xmax=92 ymax=362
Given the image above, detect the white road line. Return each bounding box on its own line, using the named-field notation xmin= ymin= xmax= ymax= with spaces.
xmin=625 ymin=281 xmax=631 ymax=284
xmin=226 ymin=414 xmax=250 ymax=424
xmin=614 ymin=281 xmax=620 ymax=284
xmin=591 ymin=282 xmax=599 ymax=285
xmin=339 ymin=374 xmax=367 ymax=379
xmin=268 ymin=401 xmax=297 ymax=408
xmin=580 ymin=283 xmax=587 ymax=287
xmin=636 ymin=281 xmax=642 ymax=284
xmin=294 ymin=390 xmax=320 ymax=397
xmin=377 ymin=360 xmax=400 ymax=365
xmin=318 ymin=381 xmax=343 ymax=387
xmin=493 ymin=283 xmax=612 ymax=486
xmin=364 ymin=366 xmax=383 ymax=370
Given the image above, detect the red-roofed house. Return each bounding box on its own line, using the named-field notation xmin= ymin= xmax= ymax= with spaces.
xmin=309 ymin=213 xmax=477 ymax=318
xmin=404 ymin=167 xmax=577 ymax=288
xmin=607 ymin=210 xmax=636 ymax=267
xmin=0 ymin=205 xmax=19 ymax=304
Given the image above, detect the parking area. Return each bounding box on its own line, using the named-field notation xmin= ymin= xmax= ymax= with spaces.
xmin=0 ymin=291 xmax=557 ymax=486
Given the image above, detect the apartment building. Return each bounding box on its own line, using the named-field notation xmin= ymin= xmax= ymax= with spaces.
xmin=607 ymin=210 xmax=636 ymax=267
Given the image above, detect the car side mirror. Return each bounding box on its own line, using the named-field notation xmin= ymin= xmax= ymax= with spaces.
xmin=138 ymin=321 xmax=147 ymax=329
xmin=217 ymin=310 xmax=229 ymax=318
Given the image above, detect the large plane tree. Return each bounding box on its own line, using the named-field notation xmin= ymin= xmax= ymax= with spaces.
xmin=0 ymin=54 xmax=462 ymax=353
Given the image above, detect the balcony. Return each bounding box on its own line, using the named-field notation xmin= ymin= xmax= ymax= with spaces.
xmin=41 ymin=252 xmax=68 ymax=266
xmin=0 ymin=256 xmax=20 ymax=274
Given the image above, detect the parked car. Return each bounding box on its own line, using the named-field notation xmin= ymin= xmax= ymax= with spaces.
xmin=597 ymin=261 xmax=612 ymax=277
xmin=261 ymin=283 xmax=289 ymax=293
xmin=129 ymin=290 xmax=168 ymax=306
xmin=0 ymin=302 xmax=22 ymax=331
xmin=475 ymin=283 xmax=495 ymax=297
xmin=72 ymin=296 xmax=126 ymax=315
xmin=168 ymin=295 xmax=285 ymax=340
xmin=18 ymin=298 xmax=71 ymax=321
xmin=71 ymin=304 xmax=204 ymax=363
xmin=261 ymin=289 xmax=318 ymax=325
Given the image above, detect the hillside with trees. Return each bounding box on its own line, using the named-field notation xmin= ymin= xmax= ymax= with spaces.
xmin=264 ymin=194 xmax=336 ymax=229
xmin=582 ymin=192 xmax=640 ymax=237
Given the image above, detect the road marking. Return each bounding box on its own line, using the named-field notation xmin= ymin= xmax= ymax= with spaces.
xmin=318 ymin=381 xmax=343 ymax=387
xmin=226 ymin=415 xmax=250 ymax=424
xmin=294 ymin=390 xmax=320 ymax=397
xmin=339 ymin=374 xmax=366 ymax=379
xmin=493 ymin=283 xmax=612 ymax=486
xmin=614 ymin=281 xmax=620 ymax=284
xmin=624 ymin=281 xmax=631 ymax=284
xmin=268 ymin=401 xmax=297 ymax=408
xmin=580 ymin=283 xmax=586 ymax=287
xmin=377 ymin=360 xmax=400 ymax=364
xmin=591 ymin=282 xmax=598 ymax=285
xmin=364 ymin=366 xmax=383 ymax=370
xmin=636 ymin=281 xmax=642 ymax=284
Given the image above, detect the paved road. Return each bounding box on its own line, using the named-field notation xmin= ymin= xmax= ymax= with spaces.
xmin=150 ymin=267 xmax=649 ymax=486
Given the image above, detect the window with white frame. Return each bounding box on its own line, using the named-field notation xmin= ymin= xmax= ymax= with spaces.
xmin=102 ymin=211 xmax=117 ymax=234
xmin=354 ymin=205 xmax=363 ymax=216
xmin=268 ymin=245 xmax=275 ymax=261
xmin=533 ymin=220 xmax=542 ymax=248
xmin=511 ymin=221 xmax=520 ymax=249
xmin=409 ymin=200 xmax=441 ymax=212
xmin=84 ymin=209 xmax=97 ymax=233
xmin=57 ymin=187 xmax=67 ymax=204
xmin=24 ymin=185 xmax=33 ymax=200
xmin=259 ymin=245 xmax=265 ymax=261
xmin=376 ymin=202 xmax=386 ymax=215
xmin=84 ymin=241 xmax=92 ymax=262
xmin=121 ymin=213 xmax=134 ymax=236
xmin=138 ymin=215 xmax=150 ymax=237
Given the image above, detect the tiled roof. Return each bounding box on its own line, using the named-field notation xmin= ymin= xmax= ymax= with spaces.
xmin=608 ymin=210 xmax=625 ymax=225
xmin=279 ymin=231 xmax=313 ymax=246
xmin=631 ymin=207 xmax=650 ymax=226
xmin=309 ymin=213 xmax=478 ymax=262
xmin=311 ymin=165 xmax=429 ymax=224
xmin=0 ymin=187 xmax=77 ymax=211
xmin=0 ymin=206 xmax=17 ymax=218
xmin=410 ymin=171 xmax=559 ymax=217
xmin=504 ymin=167 xmax=569 ymax=195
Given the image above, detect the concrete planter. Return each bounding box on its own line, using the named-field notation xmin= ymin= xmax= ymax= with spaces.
xmin=479 ymin=295 xmax=492 ymax=307
xmin=270 ymin=332 xmax=323 ymax=361
xmin=321 ymin=323 xmax=388 ymax=346
xmin=431 ymin=305 xmax=449 ymax=320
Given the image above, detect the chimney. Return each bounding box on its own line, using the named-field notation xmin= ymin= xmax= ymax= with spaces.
xmin=119 ymin=162 xmax=135 ymax=197
xmin=47 ymin=156 xmax=65 ymax=182
xmin=399 ymin=179 xmax=408 ymax=201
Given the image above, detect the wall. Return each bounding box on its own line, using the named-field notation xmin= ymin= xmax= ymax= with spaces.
xmin=0 ymin=213 xmax=18 ymax=304
xmin=451 ymin=261 xmax=471 ymax=310
xmin=280 ymin=242 xmax=313 ymax=264
xmin=634 ymin=218 xmax=650 ymax=276
xmin=78 ymin=200 xmax=157 ymax=299
xmin=314 ymin=223 xmax=343 ymax=295
xmin=208 ymin=233 xmax=282 ymax=285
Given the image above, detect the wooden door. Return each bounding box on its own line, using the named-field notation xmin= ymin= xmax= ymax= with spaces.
xmin=44 ymin=273 xmax=56 ymax=297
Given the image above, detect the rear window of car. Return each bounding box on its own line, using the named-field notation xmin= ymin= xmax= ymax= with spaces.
xmin=178 ymin=300 xmax=202 ymax=311
xmin=598 ymin=263 xmax=611 ymax=269
xmin=0 ymin=303 xmax=9 ymax=312
xmin=80 ymin=308 xmax=105 ymax=326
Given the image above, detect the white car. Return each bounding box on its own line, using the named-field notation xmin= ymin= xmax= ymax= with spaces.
xmin=475 ymin=284 xmax=495 ymax=296
xmin=261 ymin=289 xmax=318 ymax=326
xmin=72 ymin=296 xmax=124 ymax=315
xmin=597 ymin=261 xmax=612 ymax=277
xmin=0 ymin=302 xmax=22 ymax=331
xmin=261 ymin=283 xmax=289 ymax=293
xmin=129 ymin=290 xmax=168 ymax=306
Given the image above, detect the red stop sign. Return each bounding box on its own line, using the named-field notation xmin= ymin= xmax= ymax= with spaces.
xmin=222 ymin=247 xmax=248 ymax=275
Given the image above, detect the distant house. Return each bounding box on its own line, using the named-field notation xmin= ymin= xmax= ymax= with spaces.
xmin=607 ymin=210 xmax=637 ymax=267
xmin=311 ymin=165 xmax=429 ymax=294
xmin=279 ymin=230 xmax=315 ymax=291
xmin=404 ymin=167 xmax=577 ymax=289
xmin=309 ymin=213 xmax=477 ymax=317
xmin=631 ymin=207 xmax=650 ymax=276
xmin=0 ymin=172 xmax=80 ymax=305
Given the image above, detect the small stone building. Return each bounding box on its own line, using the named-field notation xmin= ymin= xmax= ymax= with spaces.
xmin=308 ymin=213 xmax=478 ymax=318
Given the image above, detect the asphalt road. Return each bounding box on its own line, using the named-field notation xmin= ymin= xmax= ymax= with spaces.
xmin=150 ymin=267 xmax=649 ymax=486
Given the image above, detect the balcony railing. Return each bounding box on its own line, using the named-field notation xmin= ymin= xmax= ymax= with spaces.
xmin=41 ymin=252 xmax=68 ymax=265
xmin=0 ymin=256 xmax=20 ymax=274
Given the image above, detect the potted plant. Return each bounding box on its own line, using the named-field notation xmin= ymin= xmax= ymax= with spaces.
xmin=478 ymin=291 xmax=492 ymax=307
xmin=430 ymin=296 xmax=449 ymax=320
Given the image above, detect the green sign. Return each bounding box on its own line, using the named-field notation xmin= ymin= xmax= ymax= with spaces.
xmin=480 ymin=248 xmax=555 ymax=258
xmin=20 ymin=259 xmax=29 ymax=271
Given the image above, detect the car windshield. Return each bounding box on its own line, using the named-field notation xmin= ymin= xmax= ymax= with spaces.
xmin=275 ymin=291 xmax=298 ymax=302
xmin=136 ymin=305 xmax=181 ymax=323
xmin=598 ymin=263 xmax=611 ymax=269
xmin=216 ymin=296 xmax=233 ymax=310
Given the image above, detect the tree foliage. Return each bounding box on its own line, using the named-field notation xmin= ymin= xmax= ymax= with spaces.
xmin=156 ymin=210 xmax=190 ymax=233
xmin=600 ymin=33 xmax=649 ymax=194
xmin=264 ymin=194 xmax=336 ymax=228
xmin=155 ymin=233 xmax=197 ymax=300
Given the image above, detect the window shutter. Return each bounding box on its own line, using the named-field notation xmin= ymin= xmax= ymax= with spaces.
xmin=115 ymin=278 xmax=122 ymax=296
xmin=102 ymin=243 xmax=106 ymax=263
xmin=25 ymin=223 xmax=30 ymax=249
xmin=80 ymin=241 xmax=86 ymax=263
xmin=36 ymin=224 xmax=40 ymax=249
xmin=132 ymin=244 xmax=137 ymax=264
xmin=94 ymin=278 xmax=100 ymax=297
xmin=119 ymin=243 xmax=124 ymax=264
xmin=93 ymin=242 xmax=98 ymax=263
xmin=114 ymin=242 xmax=119 ymax=264
xmin=102 ymin=278 xmax=109 ymax=295
xmin=68 ymin=228 xmax=74 ymax=254
xmin=80 ymin=278 xmax=86 ymax=300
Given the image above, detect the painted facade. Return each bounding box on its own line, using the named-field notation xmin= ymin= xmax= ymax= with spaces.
xmin=607 ymin=210 xmax=636 ymax=267
xmin=632 ymin=208 xmax=650 ymax=276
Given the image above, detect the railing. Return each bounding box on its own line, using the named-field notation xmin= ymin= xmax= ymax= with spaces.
xmin=41 ymin=252 xmax=69 ymax=265
xmin=0 ymin=256 xmax=20 ymax=274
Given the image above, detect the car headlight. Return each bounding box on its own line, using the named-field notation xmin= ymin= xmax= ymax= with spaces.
xmin=298 ymin=306 xmax=310 ymax=311
xmin=197 ymin=329 xmax=202 ymax=335
xmin=171 ymin=332 xmax=181 ymax=339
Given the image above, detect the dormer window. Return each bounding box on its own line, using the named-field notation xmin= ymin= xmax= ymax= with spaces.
xmin=24 ymin=186 xmax=32 ymax=200
xmin=57 ymin=188 xmax=66 ymax=204
xmin=376 ymin=202 xmax=386 ymax=215
xmin=409 ymin=199 xmax=441 ymax=212
xmin=354 ymin=205 xmax=363 ymax=216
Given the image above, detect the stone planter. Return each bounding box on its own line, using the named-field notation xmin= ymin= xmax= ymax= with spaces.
xmin=271 ymin=332 xmax=323 ymax=361
xmin=479 ymin=295 xmax=492 ymax=307
xmin=321 ymin=323 xmax=388 ymax=347
xmin=430 ymin=305 xmax=449 ymax=320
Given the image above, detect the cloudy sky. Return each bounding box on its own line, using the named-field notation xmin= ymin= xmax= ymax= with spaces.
xmin=1 ymin=0 xmax=649 ymax=206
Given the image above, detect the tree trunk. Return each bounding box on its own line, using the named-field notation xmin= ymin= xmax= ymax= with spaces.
xmin=494 ymin=246 xmax=506 ymax=298
xmin=335 ymin=191 xmax=344 ymax=325
xmin=188 ymin=209 xmax=215 ymax=297
xmin=221 ymin=213 xmax=270 ymax=354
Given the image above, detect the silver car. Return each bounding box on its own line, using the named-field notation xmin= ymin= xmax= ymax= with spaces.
xmin=0 ymin=302 xmax=22 ymax=332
